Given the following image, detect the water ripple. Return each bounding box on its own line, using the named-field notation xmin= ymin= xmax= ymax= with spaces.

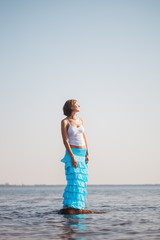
xmin=0 ymin=185 xmax=160 ymax=239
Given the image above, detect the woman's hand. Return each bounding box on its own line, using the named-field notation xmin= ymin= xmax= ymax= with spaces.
xmin=85 ymin=154 xmax=89 ymax=164
xmin=71 ymin=157 xmax=78 ymax=168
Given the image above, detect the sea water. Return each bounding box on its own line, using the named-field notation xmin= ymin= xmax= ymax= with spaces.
xmin=0 ymin=185 xmax=160 ymax=239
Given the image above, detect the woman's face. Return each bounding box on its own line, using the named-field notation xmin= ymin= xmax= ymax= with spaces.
xmin=71 ymin=101 xmax=80 ymax=112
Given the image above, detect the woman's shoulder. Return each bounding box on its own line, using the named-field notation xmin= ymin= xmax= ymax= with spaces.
xmin=79 ymin=116 xmax=84 ymax=124
xmin=61 ymin=117 xmax=68 ymax=125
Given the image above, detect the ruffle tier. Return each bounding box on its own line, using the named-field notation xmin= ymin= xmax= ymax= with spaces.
xmin=61 ymin=148 xmax=88 ymax=210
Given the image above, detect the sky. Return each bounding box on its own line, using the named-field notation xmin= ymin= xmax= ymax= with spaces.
xmin=0 ymin=0 xmax=159 ymax=185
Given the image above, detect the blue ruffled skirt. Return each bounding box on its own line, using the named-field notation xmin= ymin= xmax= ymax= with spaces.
xmin=61 ymin=148 xmax=88 ymax=210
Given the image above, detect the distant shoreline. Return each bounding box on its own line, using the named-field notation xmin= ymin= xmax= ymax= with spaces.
xmin=0 ymin=184 xmax=160 ymax=187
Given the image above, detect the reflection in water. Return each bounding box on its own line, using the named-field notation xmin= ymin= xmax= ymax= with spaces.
xmin=61 ymin=214 xmax=87 ymax=239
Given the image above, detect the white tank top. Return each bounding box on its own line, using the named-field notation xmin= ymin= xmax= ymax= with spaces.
xmin=67 ymin=118 xmax=86 ymax=146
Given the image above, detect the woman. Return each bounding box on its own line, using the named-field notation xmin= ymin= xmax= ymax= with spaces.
xmin=60 ymin=99 xmax=89 ymax=210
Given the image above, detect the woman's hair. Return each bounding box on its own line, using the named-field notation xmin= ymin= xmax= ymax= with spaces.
xmin=63 ymin=99 xmax=77 ymax=117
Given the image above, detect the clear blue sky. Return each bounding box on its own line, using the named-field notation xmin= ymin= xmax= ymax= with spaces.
xmin=0 ymin=0 xmax=159 ymax=185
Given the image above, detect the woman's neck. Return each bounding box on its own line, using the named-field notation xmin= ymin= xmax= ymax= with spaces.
xmin=68 ymin=112 xmax=78 ymax=120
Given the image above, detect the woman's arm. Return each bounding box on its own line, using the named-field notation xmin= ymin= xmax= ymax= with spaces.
xmin=83 ymin=132 xmax=89 ymax=156
xmin=80 ymin=118 xmax=89 ymax=155
xmin=61 ymin=119 xmax=78 ymax=168
xmin=80 ymin=118 xmax=89 ymax=164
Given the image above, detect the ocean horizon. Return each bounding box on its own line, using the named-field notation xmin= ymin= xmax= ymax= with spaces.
xmin=1 ymin=183 xmax=160 ymax=186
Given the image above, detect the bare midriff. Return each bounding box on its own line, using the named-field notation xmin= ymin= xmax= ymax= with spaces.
xmin=70 ymin=144 xmax=86 ymax=149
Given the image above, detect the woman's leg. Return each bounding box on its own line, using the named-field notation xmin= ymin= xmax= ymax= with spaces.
xmin=62 ymin=158 xmax=88 ymax=209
